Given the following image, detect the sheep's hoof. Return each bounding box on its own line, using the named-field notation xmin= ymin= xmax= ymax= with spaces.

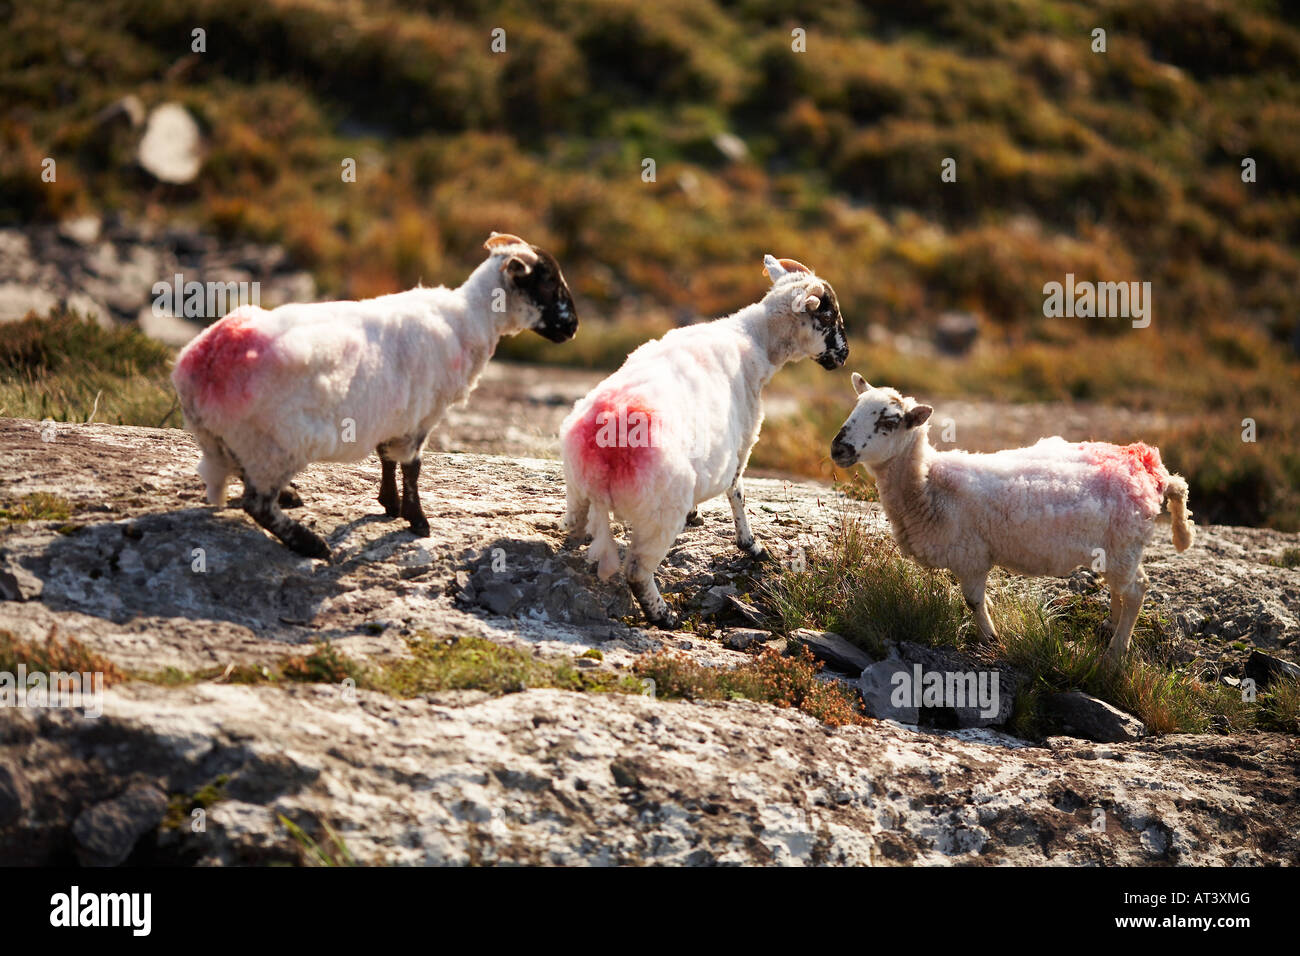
xmin=289 ymin=532 xmax=331 ymax=561
xmin=234 ymin=488 xmax=303 ymax=509
xmin=646 ymin=610 xmax=678 ymax=630
xmin=407 ymin=519 xmax=431 ymax=538
xmin=379 ymin=499 xmax=401 ymax=518
xmin=739 ymin=540 xmax=769 ymax=561
xmin=684 ymin=510 xmax=704 ymax=527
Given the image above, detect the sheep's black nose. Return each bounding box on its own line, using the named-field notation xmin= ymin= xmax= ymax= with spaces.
xmin=831 ymin=438 xmax=855 ymax=465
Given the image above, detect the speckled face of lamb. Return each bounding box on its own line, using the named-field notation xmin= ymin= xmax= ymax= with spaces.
xmin=831 ymin=373 xmax=933 ymax=467
xmin=829 ymin=372 xmax=1196 ymax=668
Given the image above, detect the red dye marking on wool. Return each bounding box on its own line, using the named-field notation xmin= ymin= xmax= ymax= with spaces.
xmin=1079 ymin=441 xmax=1167 ymax=515
xmin=175 ymin=308 xmax=274 ymax=420
xmin=567 ymin=394 xmax=660 ymax=493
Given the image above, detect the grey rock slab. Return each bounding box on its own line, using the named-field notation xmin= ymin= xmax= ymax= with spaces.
xmin=1045 ymin=691 xmax=1146 ymax=743
xmin=792 ymin=629 xmax=873 ymax=674
xmin=71 ymin=783 xmax=168 ymax=866
xmin=1245 ymin=650 xmax=1300 ymax=688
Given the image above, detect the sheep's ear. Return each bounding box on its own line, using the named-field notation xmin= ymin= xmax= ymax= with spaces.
xmin=851 ymin=372 xmax=869 ymax=395
xmin=502 ymin=253 xmax=535 ymax=279
xmin=905 ymin=404 xmax=933 ymax=428
xmin=763 ymin=255 xmax=812 ymax=282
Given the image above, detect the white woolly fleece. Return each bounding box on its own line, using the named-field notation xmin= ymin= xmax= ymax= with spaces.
xmin=173 ymin=250 xmax=538 ymax=504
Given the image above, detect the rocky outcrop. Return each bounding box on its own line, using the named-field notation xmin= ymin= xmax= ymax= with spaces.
xmin=0 ymin=220 xmax=314 ymax=339
xmin=4 ymin=681 xmax=1297 ymax=866
xmin=1 ymin=418 xmax=1298 ymax=865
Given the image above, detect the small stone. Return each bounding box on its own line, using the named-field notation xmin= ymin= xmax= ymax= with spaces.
xmin=1244 ymin=650 xmax=1300 ymax=689
xmin=712 ymin=132 xmax=749 ymax=163
xmin=138 ymin=103 xmax=203 ymax=184
xmin=72 ymin=784 xmax=168 ymax=867
xmin=0 ymin=569 xmax=21 ymax=601
xmin=0 ymin=283 xmax=58 ymax=322
xmin=934 ymin=311 xmax=980 ymax=356
xmin=91 ymin=94 xmax=144 ymax=131
xmin=1045 ymin=691 xmax=1145 ymax=743
xmin=57 ymin=216 xmax=101 ymax=246
xmin=698 ymin=584 xmax=738 ymax=616
xmin=792 ymin=629 xmax=872 ymax=674
xmin=722 ymin=628 xmax=770 ymax=651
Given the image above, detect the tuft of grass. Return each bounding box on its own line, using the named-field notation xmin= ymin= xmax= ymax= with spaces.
xmin=1273 ymin=548 xmax=1300 ymax=569
xmin=761 ymin=513 xmax=968 ymax=656
xmin=1258 ymin=676 xmax=1300 ymax=734
xmin=278 ymin=814 xmax=356 ymax=867
xmin=633 ymin=644 xmax=868 ymax=726
xmin=993 ymin=590 xmax=1254 ymax=737
xmin=0 ymin=491 xmax=73 ymax=524
xmin=759 ymin=514 xmax=1297 ymax=738
xmin=0 ymin=310 xmax=178 ymax=426
xmin=0 ymin=627 xmax=124 ymax=687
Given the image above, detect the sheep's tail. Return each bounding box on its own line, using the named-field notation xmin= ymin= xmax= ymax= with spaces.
xmin=1165 ymin=473 xmax=1195 ymax=552
xmin=585 ymin=504 xmax=621 ymax=580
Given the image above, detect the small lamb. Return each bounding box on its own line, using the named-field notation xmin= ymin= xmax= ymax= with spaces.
xmin=561 ymin=255 xmax=848 ymax=627
xmin=830 ymin=374 xmax=1194 ymax=663
xmin=172 ymin=232 xmax=577 ymax=559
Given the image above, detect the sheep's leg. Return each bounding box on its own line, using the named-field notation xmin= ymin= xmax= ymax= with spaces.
xmin=376 ymin=451 xmax=400 ymax=518
xmin=959 ymin=571 xmax=998 ymax=644
xmin=1103 ymin=568 xmax=1147 ymax=664
xmin=400 ymin=457 xmax=430 ymax=537
xmin=727 ymin=475 xmax=767 ymax=560
xmin=243 ymin=484 xmax=330 ymax=560
xmin=1101 ymin=587 xmax=1125 ymax=636
xmin=627 ymin=525 xmax=679 ymax=629
xmin=196 ymin=451 xmax=234 ymax=506
xmin=563 ymin=486 xmax=589 ymax=543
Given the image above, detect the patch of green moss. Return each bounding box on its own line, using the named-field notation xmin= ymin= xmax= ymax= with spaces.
xmin=162 ymin=774 xmax=230 ymax=831
xmin=375 ymin=634 xmax=642 ymax=698
xmin=0 ymin=492 xmax=73 ymax=524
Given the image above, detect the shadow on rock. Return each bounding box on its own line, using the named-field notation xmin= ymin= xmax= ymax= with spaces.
xmin=12 ymin=506 xmax=407 ymax=636
xmin=454 ymin=538 xmax=635 ymax=626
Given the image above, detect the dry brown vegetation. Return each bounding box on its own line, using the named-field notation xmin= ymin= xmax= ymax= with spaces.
xmin=2 ymin=0 xmax=1298 ymax=525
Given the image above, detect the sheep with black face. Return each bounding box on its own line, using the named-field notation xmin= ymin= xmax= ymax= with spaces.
xmin=173 ymin=232 xmax=578 ymax=559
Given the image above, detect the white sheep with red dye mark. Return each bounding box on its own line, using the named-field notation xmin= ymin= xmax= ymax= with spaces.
xmin=560 ymin=255 xmax=849 ymax=627
xmin=172 ymin=233 xmax=577 ymax=559
xmin=830 ymin=375 xmax=1195 ymax=663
